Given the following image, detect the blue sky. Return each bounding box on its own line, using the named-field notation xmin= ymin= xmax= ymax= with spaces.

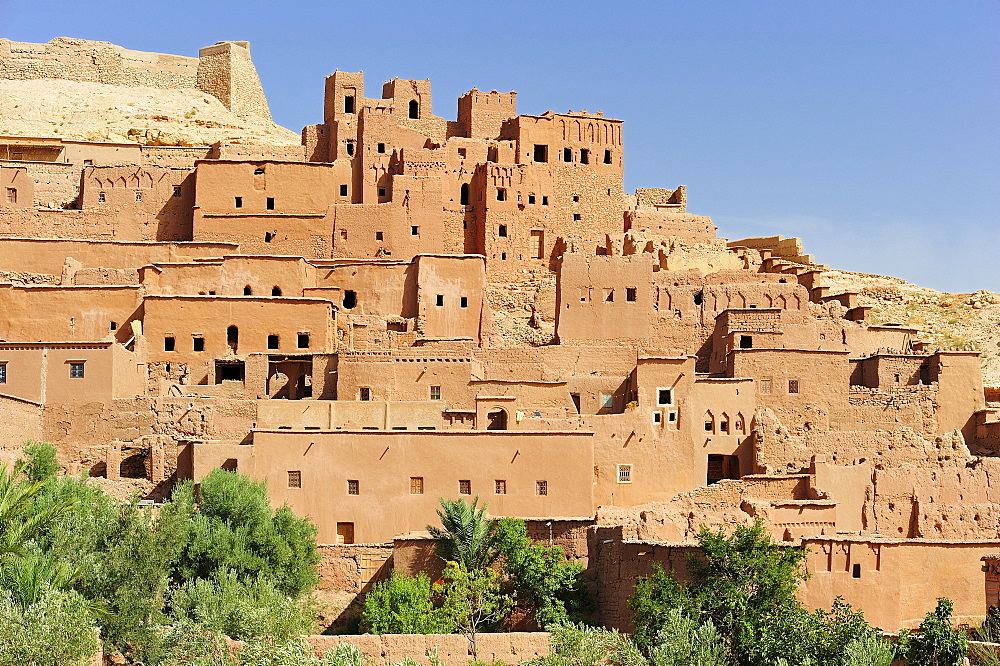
xmin=4 ymin=0 xmax=998 ymax=292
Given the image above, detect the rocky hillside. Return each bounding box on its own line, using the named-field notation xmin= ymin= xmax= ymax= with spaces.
xmin=0 ymin=78 xmax=300 ymax=146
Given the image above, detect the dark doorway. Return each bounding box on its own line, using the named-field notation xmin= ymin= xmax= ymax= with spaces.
xmin=486 ymin=409 xmax=508 ymax=431
xmin=216 ymin=360 xmax=245 ymax=383
xmin=707 ymin=454 xmax=740 ymax=485
xmin=408 ymin=100 xmax=419 ymax=119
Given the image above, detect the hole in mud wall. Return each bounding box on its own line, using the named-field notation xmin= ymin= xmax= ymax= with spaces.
xmin=120 ymin=453 xmax=148 ymax=479
xmin=89 ymin=462 xmax=107 ymax=478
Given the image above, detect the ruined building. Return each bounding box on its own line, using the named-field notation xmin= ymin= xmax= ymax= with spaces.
xmin=2 ymin=37 xmax=999 ymax=632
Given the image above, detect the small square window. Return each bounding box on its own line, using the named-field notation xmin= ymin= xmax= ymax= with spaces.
xmin=360 ymin=387 xmax=371 ymax=401
xmin=348 ymin=479 xmax=359 ymax=495
xmin=436 ymin=294 xmax=444 ymax=306
xmin=69 ymin=362 xmax=85 ymax=379
xmin=287 ymin=471 xmax=302 ymax=488
xmin=458 ymin=147 xmax=467 ymax=158
xmin=496 ymin=188 xmax=507 ymax=202
xmin=172 ymin=186 xmax=182 ymax=197
xmin=430 ymin=385 xmax=441 ymax=400
xmin=788 ymin=380 xmax=799 ymax=394
xmin=110 ymin=321 xmax=118 ymax=331
xmin=563 ymin=147 xmax=573 ymax=162
xmin=617 ymin=465 xmax=631 ymax=483
xmin=653 ymin=412 xmax=662 ymax=424
xmin=377 ymin=143 xmax=386 ymax=153
xmin=193 ymin=337 xmax=204 ymax=352
xmin=297 ymin=333 xmax=310 ymax=349
xmin=266 ymin=197 xmax=275 ymax=210
xmin=542 ymin=196 xmax=549 ymax=206
xmin=657 ymin=389 xmax=672 ymax=405
xmin=378 ymin=187 xmax=386 ymax=197
xmin=460 ymin=297 xmax=468 ymax=308
xmin=346 ymin=141 xmax=355 ymax=156
xmin=98 ymin=192 xmax=106 ymax=203
xmin=572 ymin=195 xmax=580 ymax=203
xmin=411 ymin=225 xmax=419 ymax=236
xmin=267 ymin=334 xmax=279 ymax=349
xmin=164 ymin=336 xmax=175 ymax=352
xmin=498 ymin=224 xmax=507 ymax=237
xmin=705 ymin=420 xmax=714 ymax=432
xmin=740 ymin=335 xmax=753 ymax=349
xmin=264 ymin=232 xmax=273 ymax=243
xmin=720 ymin=420 xmax=729 ymax=433
xmin=459 ymin=480 xmax=471 ymax=495
xmin=760 ymin=378 xmax=772 ymax=394
xmin=135 ymin=191 xmax=143 ymax=202
xmin=626 ymin=287 xmax=637 ymax=302
xmin=601 ymin=393 xmax=613 ymax=409
xmin=535 ymin=480 xmax=548 ymax=496
xmin=533 ymin=144 xmax=548 ymax=162
xmin=604 ymin=149 xmax=612 ymax=164
xmin=580 ymin=149 xmax=590 ymax=164
xmin=340 ymin=184 xmax=348 ymax=196
xmin=83 ymin=159 xmax=93 ymax=166
xmin=5 ymin=188 xmax=16 ymax=204
xmin=376 ymin=231 xmax=384 ymax=241
xmin=528 ymin=194 xmax=536 ymax=204
xmin=573 ymin=213 xmax=582 ymax=221
xmin=410 ymin=477 xmax=424 ymax=494
xmin=667 ymin=411 xmax=677 ymax=423
xmin=495 ymin=479 xmax=506 ymax=494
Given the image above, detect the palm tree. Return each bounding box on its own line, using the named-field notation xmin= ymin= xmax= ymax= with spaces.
xmin=428 ymin=497 xmax=501 ymax=571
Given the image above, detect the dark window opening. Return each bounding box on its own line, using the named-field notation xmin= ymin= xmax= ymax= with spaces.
xmin=707 ymin=454 xmax=740 ymax=485
xmin=720 ymin=420 xmax=729 ymax=433
xmin=378 ymin=187 xmax=386 ymax=197
xmin=244 ymin=286 xmax=252 ymax=295
xmin=460 ymin=297 xmax=468 ymax=308
xmin=852 ymin=564 xmax=861 ymax=579
xmin=343 ymin=290 xmax=357 ymax=309
xmin=739 ymin=335 xmax=753 ymax=349
xmin=460 ymin=183 xmax=470 ymax=205
xmin=693 ymin=290 xmax=703 ymax=305
xmin=573 ymin=213 xmax=582 ymax=221
xmin=528 ymin=194 xmax=536 ymax=204
xmin=234 ymin=196 xmax=242 ymax=208
xmin=227 ymin=325 xmax=239 ymax=351
xmin=267 ymin=335 xmax=279 ymax=349
xmin=70 ymin=362 xmax=85 ymax=379
xmin=788 ymin=380 xmax=800 ymax=394
xmin=459 ymin=479 xmax=471 ymax=495
xmin=533 ymin=144 xmax=548 ymax=162
xmin=340 ymin=184 xmax=348 ymax=196
xmin=411 ymin=225 xmax=419 ymax=236
xmin=501 ymin=252 xmax=507 ymax=260
xmin=705 ymin=420 xmax=713 ymax=432
xmin=658 ymin=389 xmax=672 ymax=405
xmin=605 ymin=289 xmax=614 ymax=302
xmin=408 ymin=100 xmax=419 ymax=119
xmin=344 ymin=95 xmax=355 ymax=113
xmin=271 ymin=286 xmax=282 ymax=296
xmin=487 ymin=409 xmax=507 ymax=430
xmin=376 ymin=231 xmax=384 ymax=241
xmin=626 ymin=287 xmax=637 ymax=302
xmin=216 ymin=361 xmax=244 ymax=382
xmin=254 ymin=168 xmax=265 ymax=175
xmin=110 ymin=321 xmax=118 ymax=331
xmin=498 ymin=224 xmax=507 ymax=237
xmin=604 ymin=149 xmax=612 ymax=164
xmin=580 ymin=148 xmax=590 ymax=164
xmin=98 ymin=192 xmax=106 ymax=203
xmin=172 ymin=186 xmax=182 ymax=197
xmin=572 ymin=195 xmax=580 ymax=202
xmin=436 ymin=294 xmax=444 ymax=306
xmin=346 ymin=141 xmax=355 ymax=156
xmin=377 ymin=143 xmax=386 ymax=153
xmin=297 ymin=333 xmax=310 ymax=349
xmin=266 ymin=197 xmax=275 ymax=210
xmin=496 ymin=188 xmax=506 ymax=202
xmin=541 ymin=196 xmax=549 ymax=206
xmin=571 ymin=393 xmax=581 ymax=414
xmin=348 ymin=479 xmax=359 ymax=495
xmin=164 ymin=336 xmax=175 ymax=352
xmin=536 ymin=480 xmax=548 ymax=496
xmin=563 ymin=147 xmax=573 ymax=162
xmin=221 ymin=458 xmax=238 ymax=472
xmin=360 ymin=387 xmax=371 ymax=401
xmin=193 ymin=337 xmax=204 ymax=352
xmin=264 ymin=232 xmax=273 ymax=243
xmin=458 ymin=148 xmax=467 ymax=158
xmin=288 ymin=470 xmax=302 ymax=487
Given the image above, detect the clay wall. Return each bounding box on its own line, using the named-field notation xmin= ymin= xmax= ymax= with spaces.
xmin=310 ymin=260 xmax=415 ymax=319
xmin=413 ymin=255 xmax=486 ymax=342
xmin=0 ymin=342 xmax=142 ymax=405
xmin=799 ymin=537 xmax=1000 ymax=630
xmin=239 ymin=428 xmax=594 ymax=543
xmin=194 ymin=211 xmax=332 ymax=259
xmin=0 ymin=237 xmax=234 ymax=275
xmin=0 ymin=285 xmax=140 ymax=341
xmin=0 ymin=394 xmax=43 ymax=452
xmin=555 ymin=254 xmax=656 ymax=345
xmin=209 ymin=142 xmax=306 ymax=162
xmin=63 ymin=141 xmax=142 ymax=167
xmin=194 ymin=160 xmax=339 ymax=214
xmin=141 ymin=296 xmax=335 ymax=384
xmin=457 ymin=89 xmax=518 ymax=140
xmin=256 ymin=399 xmax=444 ymax=431
xmin=140 ymin=255 xmax=315 ymax=297
xmin=0 ymin=159 xmax=78 ymax=208
xmin=623 ymin=209 xmax=714 ymax=244
xmin=302 ymin=633 xmax=549 ymax=666
xmin=0 ymin=165 xmax=33 ymax=210
xmin=82 ymin=165 xmax=195 ymax=240
xmin=141 ymin=145 xmax=213 ymax=167
xmin=196 ymin=41 xmax=272 ymax=121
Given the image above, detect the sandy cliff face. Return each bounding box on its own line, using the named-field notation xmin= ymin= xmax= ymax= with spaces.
xmin=0 ymin=78 xmax=300 ymax=146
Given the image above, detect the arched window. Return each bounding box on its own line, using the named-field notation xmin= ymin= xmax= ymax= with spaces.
xmin=271 ymin=286 xmax=282 ymax=296
xmin=408 ymin=100 xmax=419 ymax=119
xmin=243 ymin=286 xmax=252 ymax=295
xmin=486 ymin=409 xmax=508 ymax=431
xmin=460 ymin=183 xmax=470 ymax=206
xmin=227 ymin=325 xmax=239 ymax=351
xmin=342 ymin=290 xmax=357 ymax=309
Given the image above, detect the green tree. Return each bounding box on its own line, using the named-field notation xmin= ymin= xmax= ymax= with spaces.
xmin=494 ymin=518 xmax=591 ymax=627
xmin=361 ymin=571 xmax=453 ymax=634
xmin=438 ymin=561 xmax=512 ymax=658
xmin=173 ymin=470 xmax=320 ymax=597
xmin=428 ymin=496 xmax=502 ymax=571
xmin=899 ymin=598 xmax=968 ymax=666
xmin=19 ymin=441 xmax=59 ymax=483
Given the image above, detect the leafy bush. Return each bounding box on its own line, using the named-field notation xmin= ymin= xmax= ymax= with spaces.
xmin=647 ymin=608 xmax=729 ymax=666
xmin=170 ymin=568 xmax=315 ymax=641
xmin=439 ymin=561 xmax=513 ymax=658
xmin=842 ymin=631 xmax=896 ymax=666
xmin=0 ymin=586 xmax=100 ymax=666
xmin=529 ymin=622 xmax=646 ymax=666
xmin=899 ymin=598 xmax=968 ymax=666
xmin=173 ymin=471 xmax=320 ymax=597
xmin=361 ymin=571 xmax=453 ymax=634
xmin=495 ymin=518 xmax=591 ymax=627
xmin=19 ymin=440 xmax=59 ymax=483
